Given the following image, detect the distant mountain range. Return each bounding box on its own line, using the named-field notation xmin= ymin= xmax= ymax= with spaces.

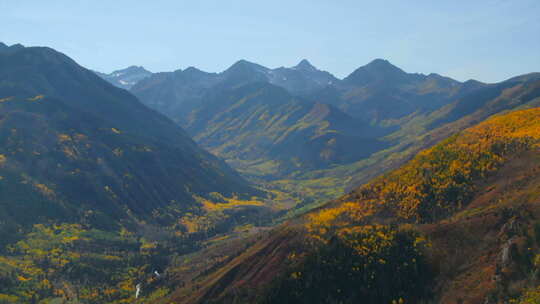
xmin=122 ymin=58 xmax=486 ymax=122
xmin=122 ymin=57 xmax=540 ymax=207
xmin=128 ymin=60 xmax=396 ymax=182
xmin=101 ymin=58 xmax=485 ymax=126
xmin=95 ymin=65 xmax=152 ymax=89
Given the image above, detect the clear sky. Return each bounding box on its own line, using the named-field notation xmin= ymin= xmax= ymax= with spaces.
xmin=1 ymin=0 xmax=539 ymax=82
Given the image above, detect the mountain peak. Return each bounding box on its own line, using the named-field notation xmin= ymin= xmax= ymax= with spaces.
xmin=111 ymin=65 xmax=150 ymax=75
xmin=9 ymin=43 xmax=25 ymax=49
xmin=344 ymin=58 xmax=407 ymax=85
xmin=224 ymin=59 xmax=270 ymax=76
xmin=125 ymin=65 xmax=149 ymax=72
xmin=364 ymin=58 xmax=400 ymax=70
xmin=228 ymin=59 xmax=267 ymax=70
xmin=183 ymin=66 xmax=213 ymax=77
xmin=184 ymin=66 xmax=203 ymax=73
xmin=0 ymin=43 xmax=25 ymax=54
xmin=230 ymin=59 xmax=252 ymax=67
xmin=295 ymin=59 xmax=316 ymax=71
xmin=95 ymin=65 xmax=153 ymax=89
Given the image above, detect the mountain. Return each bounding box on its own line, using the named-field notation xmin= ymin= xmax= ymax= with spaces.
xmin=2 ymin=43 xmax=540 ymax=303
xmin=0 ymin=44 xmax=281 ymax=303
xmin=297 ymin=76 xmax=540 ymax=207
xmin=133 ymin=58 xmax=480 ymax=127
xmin=344 ymin=58 xmax=411 ymax=85
xmin=0 ymin=42 xmax=25 ymax=54
xmin=131 ymin=61 xmax=388 ymax=181
xmin=95 ymin=65 xmax=152 ymax=89
xmin=182 ymin=82 xmax=388 ymax=178
xmin=162 ymin=106 xmax=540 ymax=304
xmin=131 ymin=59 xmax=539 ymax=210
xmin=307 ymin=59 xmax=484 ymax=124
xmin=265 ymin=59 xmax=339 ymax=95
xmin=0 ymin=45 xmax=263 ymax=239
xmin=130 ymin=59 xmax=340 ymax=125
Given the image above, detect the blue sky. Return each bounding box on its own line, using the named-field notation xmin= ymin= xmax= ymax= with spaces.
xmin=1 ymin=0 xmax=539 ymax=82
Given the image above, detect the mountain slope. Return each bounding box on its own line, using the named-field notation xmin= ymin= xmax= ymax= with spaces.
xmin=0 ymin=44 xmax=275 ymax=303
xmin=308 ymin=59 xmax=483 ymax=124
xmin=183 ymin=82 xmax=388 ymax=178
xmin=287 ymin=77 xmax=540 ymax=211
xmin=164 ymin=107 xmax=540 ymax=304
xmin=130 ymin=59 xmax=340 ymax=125
xmin=130 ymin=67 xmax=222 ymax=125
xmin=132 ymin=63 xmax=390 ymax=178
xmin=0 ymin=45 xmax=260 ymax=236
xmin=95 ymin=65 xmax=152 ymax=89
xmin=132 ymin=58 xmax=539 ymax=213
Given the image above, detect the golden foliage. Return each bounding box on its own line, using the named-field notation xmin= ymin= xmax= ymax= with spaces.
xmin=363 ymin=108 xmax=540 ymax=222
xmin=26 ymin=95 xmax=44 ymax=102
xmin=515 ymin=285 xmax=540 ymax=303
xmin=200 ymin=196 xmax=264 ymax=212
xmin=179 ymin=213 xmax=213 ymax=234
xmin=34 ymin=183 xmax=55 ymax=198
xmin=306 ymin=202 xmax=376 ymax=240
xmin=0 ymin=294 xmax=19 ymax=303
xmin=304 ymin=108 xmax=540 ymax=253
xmin=57 ymin=133 xmax=72 ymax=142
xmin=62 ymin=146 xmax=77 ymax=159
xmin=337 ymin=225 xmax=396 ymax=256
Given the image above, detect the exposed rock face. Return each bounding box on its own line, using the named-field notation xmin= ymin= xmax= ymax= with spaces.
xmin=500 ymin=236 xmax=519 ymax=267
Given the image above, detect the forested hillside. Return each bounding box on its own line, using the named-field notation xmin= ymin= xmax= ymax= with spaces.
xmin=0 ymin=44 xmax=271 ymax=303
xmin=163 ymin=107 xmax=540 ymax=304
xmin=131 ymin=57 xmax=540 ymax=214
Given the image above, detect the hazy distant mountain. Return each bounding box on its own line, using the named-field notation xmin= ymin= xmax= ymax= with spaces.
xmin=215 ymin=59 xmax=339 ymax=93
xmin=132 ymin=58 xmax=485 ymax=126
xmin=131 ymin=59 xmax=340 ymax=123
xmin=267 ymin=59 xmax=339 ymax=95
xmin=130 ymin=58 xmax=540 ymax=209
xmin=95 ymin=65 xmax=152 ymax=89
xmin=130 ymin=59 xmax=476 ymax=181
xmin=0 ymin=42 xmax=25 ymax=54
xmin=131 ymin=60 xmax=392 ymax=178
xmin=183 ymin=82 xmax=388 ymax=177
xmin=0 ymin=45 xmax=259 ymax=239
xmin=304 ymin=59 xmax=486 ymax=123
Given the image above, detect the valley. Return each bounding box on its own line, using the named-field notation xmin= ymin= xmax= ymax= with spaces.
xmin=0 ymin=38 xmax=539 ymax=304
xmin=126 ymin=57 xmax=540 ymax=218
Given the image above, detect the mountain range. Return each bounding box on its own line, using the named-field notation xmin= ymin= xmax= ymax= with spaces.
xmin=2 ymin=41 xmax=540 ymax=303
xmin=122 ymin=58 xmax=539 ymax=210
xmin=163 ymin=96 xmax=540 ymax=304
xmin=95 ymin=65 xmax=152 ymax=89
